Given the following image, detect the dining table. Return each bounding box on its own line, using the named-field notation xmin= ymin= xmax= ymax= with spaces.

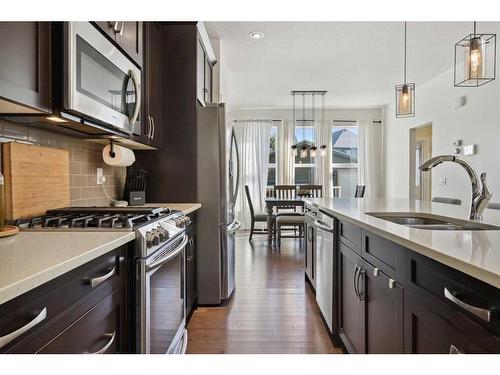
xmin=264 ymin=197 xmax=305 ymax=243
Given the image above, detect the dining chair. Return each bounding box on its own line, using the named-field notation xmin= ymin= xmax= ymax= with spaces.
xmin=273 ymin=185 xmax=301 ymax=215
xmin=276 ymin=215 xmax=304 ymax=248
xmin=355 ymin=185 xmax=366 ymax=198
xmin=298 ymin=184 xmax=323 ymax=198
xmin=432 ymin=197 xmax=462 ymax=205
xmin=245 ymin=185 xmax=275 ymax=242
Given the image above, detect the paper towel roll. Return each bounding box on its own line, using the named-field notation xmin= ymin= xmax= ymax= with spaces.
xmin=103 ymin=144 xmax=136 ymax=167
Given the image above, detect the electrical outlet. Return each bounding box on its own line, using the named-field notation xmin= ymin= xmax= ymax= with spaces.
xmin=97 ymin=168 xmax=104 ymax=185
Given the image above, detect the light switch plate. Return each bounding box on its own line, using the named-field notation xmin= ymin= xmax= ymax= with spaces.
xmin=462 ymin=144 xmax=476 ymax=156
xmin=439 ymin=177 xmax=447 ymax=186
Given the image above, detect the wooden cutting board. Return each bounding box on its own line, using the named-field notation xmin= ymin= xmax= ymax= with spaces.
xmin=2 ymin=142 xmax=70 ymax=219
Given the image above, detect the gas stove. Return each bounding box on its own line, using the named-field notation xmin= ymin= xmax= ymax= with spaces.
xmin=15 ymin=206 xmax=191 ymax=257
xmin=16 ymin=207 xmax=170 ymax=231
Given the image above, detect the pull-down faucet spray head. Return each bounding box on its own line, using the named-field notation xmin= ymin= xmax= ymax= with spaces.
xmin=419 ymin=155 xmax=492 ymax=221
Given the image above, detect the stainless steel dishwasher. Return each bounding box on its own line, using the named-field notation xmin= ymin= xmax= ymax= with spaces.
xmin=314 ymin=209 xmax=335 ymax=333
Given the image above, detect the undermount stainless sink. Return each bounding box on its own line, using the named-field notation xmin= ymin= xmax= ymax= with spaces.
xmin=366 ymin=212 xmax=500 ymax=231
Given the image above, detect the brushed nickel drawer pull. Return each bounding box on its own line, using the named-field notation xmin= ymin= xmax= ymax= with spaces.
xmin=373 ymin=267 xmax=379 ymax=277
xmin=0 ymin=307 xmax=47 ymax=349
xmin=449 ymin=344 xmax=465 ymax=354
xmin=444 ymin=287 xmax=491 ymax=322
xmin=89 ymin=266 xmax=116 ymax=288
xmin=85 ymin=331 xmax=116 ymax=354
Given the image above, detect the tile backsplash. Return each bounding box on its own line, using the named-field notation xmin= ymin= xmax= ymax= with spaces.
xmin=0 ymin=119 xmax=126 ymax=207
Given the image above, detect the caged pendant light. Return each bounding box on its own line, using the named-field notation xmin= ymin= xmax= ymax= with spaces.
xmin=454 ymin=22 xmax=496 ymax=87
xmin=290 ymin=91 xmax=328 ymax=158
xmin=395 ymin=22 xmax=415 ymax=118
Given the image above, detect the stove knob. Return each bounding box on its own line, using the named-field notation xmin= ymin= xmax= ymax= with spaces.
xmin=152 ymin=231 xmax=160 ymax=246
xmin=146 ymin=231 xmax=155 ymax=247
xmin=157 ymin=226 xmax=169 ymax=241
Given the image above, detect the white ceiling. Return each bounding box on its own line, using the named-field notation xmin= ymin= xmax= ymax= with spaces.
xmin=206 ymin=22 xmax=499 ymax=108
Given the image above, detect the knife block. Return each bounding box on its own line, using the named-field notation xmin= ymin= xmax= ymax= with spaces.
xmin=127 ymin=191 xmax=146 ymax=206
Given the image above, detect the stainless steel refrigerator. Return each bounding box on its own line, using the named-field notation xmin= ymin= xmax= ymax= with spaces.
xmin=197 ymin=103 xmax=240 ymax=305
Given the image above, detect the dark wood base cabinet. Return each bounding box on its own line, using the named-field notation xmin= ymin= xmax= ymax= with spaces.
xmin=0 ymin=246 xmax=129 ymax=354
xmin=333 ymin=219 xmax=500 ymax=354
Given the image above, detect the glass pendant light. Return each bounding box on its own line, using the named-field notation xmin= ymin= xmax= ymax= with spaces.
xmin=395 ymin=22 xmax=415 ymax=118
xmin=454 ymin=22 xmax=496 ymax=87
xmin=309 ymin=145 xmax=317 ymax=158
xmin=291 ymin=144 xmax=297 ymax=157
xmin=320 ymin=145 xmax=327 ymax=157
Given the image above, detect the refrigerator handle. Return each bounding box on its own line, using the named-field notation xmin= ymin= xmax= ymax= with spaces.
xmin=232 ymin=129 xmax=240 ymax=206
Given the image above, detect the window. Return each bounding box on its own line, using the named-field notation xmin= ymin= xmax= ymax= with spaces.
xmin=267 ymin=125 xmax=278 ymax=186
xmin=331 ymin=122 xmax=359 ymax=197
xmin=294 ymin=125 xmax=316 ymax=185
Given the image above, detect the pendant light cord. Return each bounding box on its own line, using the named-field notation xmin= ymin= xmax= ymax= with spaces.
xmin=473 ymin=21 xmax=477 ymax=37
xmin=404 ymin=21 xmax=407 ymax=84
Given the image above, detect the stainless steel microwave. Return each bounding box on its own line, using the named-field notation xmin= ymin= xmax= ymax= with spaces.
xmin=63 ymin=22 xmax=141 ymax=134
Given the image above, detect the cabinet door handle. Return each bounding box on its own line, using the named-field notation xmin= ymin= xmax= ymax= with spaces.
xmin=0 ymin=307 xmax=47 ymax=349
xmin=444 ymin=287 xmax=491 ymax=322
xmin=353 ymin=265 xmax=360 ymax=298
xmin=89 ymin=266 xmax=116 ymax=288
xmin=356 ymin=268 xmax=365 ymax=301
xmin=85 ymin=332 xmax=116 ymax=354
xmin=150 ymin=116 xmax=155 ymax=140
xmin=146 ymin=115 xmax=152 ymax=139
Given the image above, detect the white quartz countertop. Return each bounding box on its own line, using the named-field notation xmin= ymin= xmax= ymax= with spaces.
xmin=141 ymin=203 xmax=201 ymax=215
xmin=304 ymin=197 xmax=500 ymax=289
xmin=0 ymin=231 xmax=135 ymax=305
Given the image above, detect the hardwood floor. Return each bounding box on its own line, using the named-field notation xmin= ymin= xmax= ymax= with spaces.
xmin=187 ymin=233 xmax=343 ymax=354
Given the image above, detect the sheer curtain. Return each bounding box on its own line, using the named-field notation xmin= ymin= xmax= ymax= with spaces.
xmin=277 ymin=119 xmax=295 ymax=185
xmin=315 ymin=118 xmax=332 ymax=196
xmin=358 ymin=120 xmax=383 ymax=198
xmin=234 ymin=120 xmax=272 ymax=229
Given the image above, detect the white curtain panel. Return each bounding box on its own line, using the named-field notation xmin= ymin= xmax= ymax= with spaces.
xmin=234 ymin=120 xmax=272 ymax=229
xmin=358 ymin=120 xmax=383 ymax=198
xmin=278 ymin=119 xmax=295 ymax=185
xmin=315 ymin=119 xmax=332 ymax=196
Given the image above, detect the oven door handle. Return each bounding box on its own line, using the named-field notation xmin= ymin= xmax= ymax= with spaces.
xmin=146 ymin=235 xmax=188 ymax=272
xmin=129 ymin=69 xmax=141 ymax=126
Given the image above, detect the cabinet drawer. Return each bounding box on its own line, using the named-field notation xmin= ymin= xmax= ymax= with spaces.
xmin=0 ymin=246 xmax=127 ymax=352
xmin=406 ymin=250 xmax=500 ymax=340
xmin=362 ymin=230 xmax=405 ymax=280
xmin=339 ymin=220 xmax=361 ymax=253
xmin=404 ymin=290 xmax=470 ymax=354
xmin=39 ymin=289 xmax=123 ymax=354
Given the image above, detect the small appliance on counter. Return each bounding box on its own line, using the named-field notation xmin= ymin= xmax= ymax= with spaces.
xmin=124 ymin=168 xmax=147 ymax=206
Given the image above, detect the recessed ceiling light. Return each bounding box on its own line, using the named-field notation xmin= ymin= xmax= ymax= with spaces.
xmin=249 ymin=31 xmax=264 ymax=40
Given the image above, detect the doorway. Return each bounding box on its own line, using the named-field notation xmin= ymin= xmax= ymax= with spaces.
xmin=409 ymin=123 xmax=432 ymax=201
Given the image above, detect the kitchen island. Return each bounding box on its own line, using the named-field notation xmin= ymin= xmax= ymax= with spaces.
xmin=303 ymin=197 xmax=500 ymax=354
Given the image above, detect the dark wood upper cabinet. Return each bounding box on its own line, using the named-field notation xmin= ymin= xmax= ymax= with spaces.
xmin=94 ymin=21 xmax=143 ymax=67
xmin=135 ymin=22 xmax=162 ymax=148
xmin=0 ymin=22 xmax=51 ymax=114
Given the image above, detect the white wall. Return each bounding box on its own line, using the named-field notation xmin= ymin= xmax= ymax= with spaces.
xmin=383 ymin=66 xmax=500 ymax=204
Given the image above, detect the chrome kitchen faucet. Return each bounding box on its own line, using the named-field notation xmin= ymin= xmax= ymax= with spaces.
xmin=419 ymin=155 xmax=492 ymax=221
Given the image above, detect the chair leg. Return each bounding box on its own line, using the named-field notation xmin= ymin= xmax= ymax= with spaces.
xmin=249 ymin=220 xmax=255 ymax=242
xmin=277 ymin=224 xmax=281 ymax=248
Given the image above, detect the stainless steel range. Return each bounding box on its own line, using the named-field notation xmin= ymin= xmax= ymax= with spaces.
xmin=16 ymin=206 xmax=190 ymax=354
